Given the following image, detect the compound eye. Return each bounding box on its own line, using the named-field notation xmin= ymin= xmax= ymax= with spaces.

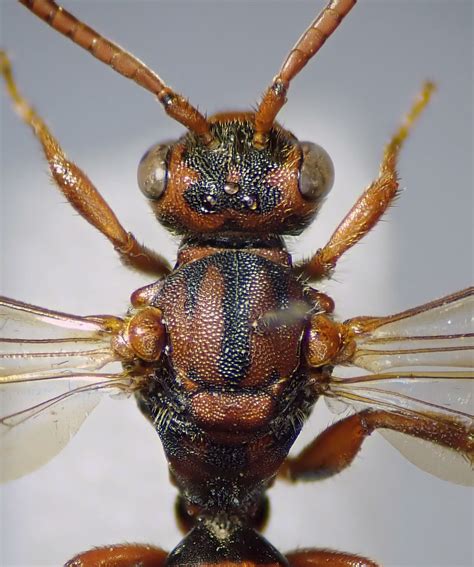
xmin=298 ymin=142 xmax=335 ymax=201
xmin=137 ymin=143 xmax=171 ymax=200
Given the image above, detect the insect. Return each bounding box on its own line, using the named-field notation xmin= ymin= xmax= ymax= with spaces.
xmin=1 ymin=1 xmax=472 ymax=566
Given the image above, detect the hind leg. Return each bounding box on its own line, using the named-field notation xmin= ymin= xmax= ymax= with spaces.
xmin=286 ymin=548 xmax=378 ymax=567
xmin=66 ymin=544 xmax=167 ymax=567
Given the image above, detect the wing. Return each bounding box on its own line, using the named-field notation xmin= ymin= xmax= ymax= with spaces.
xmin=0 ymin=297 xmax=132 ymax=482
xmin=324 ymin=287 xmax=474 ymax=486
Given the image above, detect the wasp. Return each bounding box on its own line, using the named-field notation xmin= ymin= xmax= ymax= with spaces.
xmin=0 ymin=1 xmax=474 ymax=567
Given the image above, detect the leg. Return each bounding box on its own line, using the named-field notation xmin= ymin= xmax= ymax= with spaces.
xmin=66 ymin=544 xmax=167 ymax=567
xmin=295 ymin=82 xmax=435 ymax=281
xmin=279 ymin=409 xmax=472 ymax=481
xmin=0 ymin=51 xmax=171 ymax=278
xmin=286 ymin=549 xmax=378 ymax=567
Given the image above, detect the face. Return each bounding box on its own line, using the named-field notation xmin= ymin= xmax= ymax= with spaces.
xmin=137 ymin=114 xmax=334 ymax=236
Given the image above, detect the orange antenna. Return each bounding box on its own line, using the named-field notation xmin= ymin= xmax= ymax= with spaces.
xmin=18 ymin=0 xmax=214 ymax=145
xmin=253 ymin=0 xmax=357 ymax=148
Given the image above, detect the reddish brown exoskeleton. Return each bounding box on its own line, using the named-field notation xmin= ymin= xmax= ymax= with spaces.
xmin=1 ymin=1 xmax=473 ymax=566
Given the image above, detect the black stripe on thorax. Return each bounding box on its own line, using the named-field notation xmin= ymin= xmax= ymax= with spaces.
xmin=180 ymin=251 xmax=290 ymax=383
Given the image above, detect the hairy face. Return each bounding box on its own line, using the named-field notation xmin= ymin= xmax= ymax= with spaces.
xmin=138 ymin=114 xmax=334 ymax=237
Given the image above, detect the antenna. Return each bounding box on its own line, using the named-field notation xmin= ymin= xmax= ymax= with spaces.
xmin=253 ymin=0 xmax=357 ymax=148
xmin=18 ymin=0 xmax=214 ymax=145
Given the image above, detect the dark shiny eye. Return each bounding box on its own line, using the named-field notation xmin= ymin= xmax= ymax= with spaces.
xmin=298 ymin=142 xmax=334 ymax=201
xmin=137 ymin=143 xmax=171 ymax=200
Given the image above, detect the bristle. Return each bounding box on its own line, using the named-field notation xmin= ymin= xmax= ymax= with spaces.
xmin=184 ymin=118 xmax=296 ymax=164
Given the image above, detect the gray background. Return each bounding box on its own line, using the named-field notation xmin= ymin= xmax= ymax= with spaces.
xmin=0 ymin=1 xmax=472 ymax=566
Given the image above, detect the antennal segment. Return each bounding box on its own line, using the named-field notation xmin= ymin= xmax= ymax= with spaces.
xmin=18 ymin=0 xmax=214 ymax=145
xmin=253 ymin=0 xmax=357 ymax=148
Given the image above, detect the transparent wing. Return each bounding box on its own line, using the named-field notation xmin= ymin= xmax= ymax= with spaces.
xmin=324 ymin=288 xmax=474 ymax=486
xmin=0 ymin=296 xmax=121 ymax=380
xmin=0 ymin=297 xmax=132 ymax=481
xmin=1 ymin=375 xmax=128 ymax=483
xmin=345 ymin=287 xmax=473 ymax=372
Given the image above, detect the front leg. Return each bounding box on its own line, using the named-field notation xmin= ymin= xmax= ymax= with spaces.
xmin=295 ymin=81 xmax=435 ymax=281
xmin=0 ymin=52 xmax=171 ymax=278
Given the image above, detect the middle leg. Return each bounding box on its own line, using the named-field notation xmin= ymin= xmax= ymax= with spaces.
xmin=279 ymin=409 xmax=472 ymax=482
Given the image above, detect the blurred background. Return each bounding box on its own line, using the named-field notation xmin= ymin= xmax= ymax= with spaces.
xmin=1 ymin=1 xmax=472 ymax=565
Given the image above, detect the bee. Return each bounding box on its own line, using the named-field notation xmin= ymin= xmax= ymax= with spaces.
xmin=1 ymin=1 xmax=472 ymax=566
